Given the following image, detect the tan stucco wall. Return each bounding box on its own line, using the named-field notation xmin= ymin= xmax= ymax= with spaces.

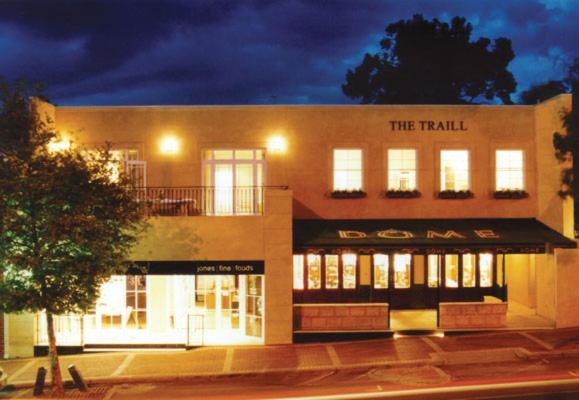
xmin=7 ymin=314 xmax=34 ymax=358
xmin=535 ymin=253 xmax=557 ymax=322
xmin=554 ymin=248 xmax=579 ymax=328
xmin=55 ymin=104 xmax=546 ymax=220
xmin=506 ymin=254 xmax=536 ymax=308
xmin=535 ymin=94 xmax=574 ymax=236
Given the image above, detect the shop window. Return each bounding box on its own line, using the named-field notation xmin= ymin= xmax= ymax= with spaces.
xmin=97 ymin=276 xmax=125 ymax=329
xmin=373 ymin=254 xmax=389 ymax=289
xmin=333 ymin=149 xmax=363 ymax=191
xmin=445 ymin=255 xmax=459 ymax=288
xmin=246 ymin=275 xmax=263 ymax=338
xmin=325 ymin=255 xmax=339 ymax=289
xmin=307 ymin=254 xmax=321 ymax=289
xmin=440 ymin=150 xmax=469 ymax=191
xmin=126 ymin=275 xmax=147 ymax=329
xmin=480 ymin=253 xmax=493 ymax=287
xmin=427 ymin=255 xmax=439 ymax=288
xmin=388 ymin=149 xmax=417 ymax=190
xmin=342 ymin=253 xmax=357 ymax=289
xmin=462 ymin=254 xmax=476 ymax=287
xmin=496 ymin=150 xmax=524 ymax=190
xmin=293 ymin=255 xmax=304 ymax=290
xmin=394 ymin=254 xmax=411 ymax=288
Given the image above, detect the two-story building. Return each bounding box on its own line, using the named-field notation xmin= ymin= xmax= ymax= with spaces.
xmin=4 ymin=94 xmax=578 ymax=358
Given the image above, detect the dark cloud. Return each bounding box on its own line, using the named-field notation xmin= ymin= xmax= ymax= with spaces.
xmin=0 ymin=0 xmax=577 ymax=105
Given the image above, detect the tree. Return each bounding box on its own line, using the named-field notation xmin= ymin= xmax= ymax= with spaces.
xmin=521 ymin=58 xmax=579 ymax=216
xmin=520 ymin=80 xmax=568 ymax=105
xmin=343 ymin=14 xmax=517 ymax=105
xmin=0 ymin=80 xmax=146 ymax=396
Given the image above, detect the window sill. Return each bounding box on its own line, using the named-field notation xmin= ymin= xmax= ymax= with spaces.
xmin=330 ymin=190 xmax=367 ymax=199
xmin=493 ymin=190 xmax=529 ymax=199
xmin=438 ymin=190 xmax=474 ymax=199
xmin=385 ymin=190 xmax=421 ymax=199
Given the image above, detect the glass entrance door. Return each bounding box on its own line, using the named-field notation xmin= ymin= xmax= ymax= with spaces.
xmin=195 ymin=276 xmax=239 ymax=331
xmin=203 ymin=149 xmax=264 ymax=215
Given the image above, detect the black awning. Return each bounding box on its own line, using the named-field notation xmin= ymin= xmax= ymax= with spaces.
xmin=293 ymin=218 xmax=576 ymax=254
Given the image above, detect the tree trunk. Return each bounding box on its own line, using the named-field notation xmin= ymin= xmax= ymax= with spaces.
xmin=46 ymin=312 xmax=64 ymax=397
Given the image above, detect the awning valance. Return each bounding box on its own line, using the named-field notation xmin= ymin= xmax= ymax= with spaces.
xmin=293 ymin=218 xmax=576 ymax=254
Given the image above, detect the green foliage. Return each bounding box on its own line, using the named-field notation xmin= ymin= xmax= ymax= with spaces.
xmin=520 ymin=80 xmax=568 ymax=105
xmin=0 ymin=79 xmax=147 ymax=315
xmin=342 ymin=14 xmax=517 ymax=105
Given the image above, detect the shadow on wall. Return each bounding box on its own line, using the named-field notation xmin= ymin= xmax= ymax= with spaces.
xmin=293 ymin=198 xmax=322 ymax=219
xmin=141 ymin=222 xmax=203 ymax=259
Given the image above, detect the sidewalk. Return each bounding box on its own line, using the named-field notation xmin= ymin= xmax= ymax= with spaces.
xmin=2 ymin=327 xmax=579 ymax=389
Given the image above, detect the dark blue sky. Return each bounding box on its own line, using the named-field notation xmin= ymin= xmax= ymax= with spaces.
xmin=0 ymin=0 xmax=577 ymax=105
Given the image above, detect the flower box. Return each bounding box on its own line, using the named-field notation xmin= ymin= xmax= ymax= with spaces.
xmin=438 ymin=190 xmax=474 ymax=199
xmin=493 ymin=190 xmax=528 ymax=199
xmin=330 ymin=190 xmax=367 ymax=199
xmin=385 ymin=189 xmax=421 ymax=199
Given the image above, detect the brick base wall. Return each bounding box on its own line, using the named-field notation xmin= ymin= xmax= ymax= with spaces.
xmin=294 ymin=304 xmax=389 ymax=331
xmin=439 ymin=302 xmax=507 ymax=329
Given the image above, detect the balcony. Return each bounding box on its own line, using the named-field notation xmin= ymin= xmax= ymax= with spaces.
xmin=132 ymin=186 xmax=286 ymax=217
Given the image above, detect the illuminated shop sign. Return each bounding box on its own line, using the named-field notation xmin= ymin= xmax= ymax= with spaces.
xmin=389 ymin=120 xmax=467 ymax=131
xmin=134 ymin=260 xmax=265 ymax=275
xmin=338 ymin=229 xmax=499 ymax=239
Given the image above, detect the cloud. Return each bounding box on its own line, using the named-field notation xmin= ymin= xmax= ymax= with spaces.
xmin=0 ymin=0 xmax=576 ymax=105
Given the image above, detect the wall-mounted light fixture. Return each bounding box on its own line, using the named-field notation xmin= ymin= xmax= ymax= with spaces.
xmin=267 ymin=134 xmax=287 ymax=154
xmin=160 ymin=135 xmax=180 ymax=155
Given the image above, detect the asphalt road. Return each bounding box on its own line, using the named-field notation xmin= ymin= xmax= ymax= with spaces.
xmin=101 ymin=355 xmax=579 ymax=399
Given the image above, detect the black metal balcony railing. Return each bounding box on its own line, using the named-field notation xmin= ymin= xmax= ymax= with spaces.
xmin=132 ymin=186 xmax=268 ymax=216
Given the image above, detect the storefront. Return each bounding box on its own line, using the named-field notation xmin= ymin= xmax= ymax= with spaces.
xmin=35 ymin=261 xmax=265 ymax=351
xmin=292 ymin=219 xmax=575 ymax=317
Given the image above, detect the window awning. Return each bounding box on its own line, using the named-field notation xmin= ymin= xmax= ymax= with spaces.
xmin=293 ymin=218 xmax=576 ymax=254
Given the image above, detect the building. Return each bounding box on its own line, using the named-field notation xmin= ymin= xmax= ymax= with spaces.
xmin=4 ymin=94 xmax=578 ymax=358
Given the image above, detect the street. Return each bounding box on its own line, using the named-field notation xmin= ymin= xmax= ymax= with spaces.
xmin=3 ymin=328 xmax=579 ymax=399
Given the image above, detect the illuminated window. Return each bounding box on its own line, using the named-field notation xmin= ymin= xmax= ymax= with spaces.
xmin=496 ymin=150 xmax=524 ymax=190
xmin=333 ymin=149 xmax=362 ymax=191
xmin=203 ymin=149 xmax=265 ymax=215
xmin=342 ymin=253 xmax=357 ymax=289
xmin=325 ymin=255 xmax=339 ymax=289
xmin=445 ymin=255 xmax=459 ymax=288
xmin=394 ymin=254 xmax=411 ymax=289
xmin=373 ymin=254 xmax=389 ymax=289
xmin=440 ymin=150 xmax=469 ymax=191
xmin=462 ymin=254 xmax=476 ymax=287
xmin=388 ymin=149 xmax=417 ymax=190
xmin=293 ymin=255 xmax=304 ymax=290
xmin=427 ymin=255 xmax=439 ymax=288
xmin=480 ymin=253 xmax=493 ymax=287
xmin=307 ymin=254 xmax=321 ymax=289
xmin=126 ymin=276 xmax=147 ymax=329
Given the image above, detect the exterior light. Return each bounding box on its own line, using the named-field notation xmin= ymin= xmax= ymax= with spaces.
xmin=160 ymin=135 xmax=180 ymax=155
xmin=267 ymin=135 xmax=287 ymax=154
xmin=47 ymin=136 xmax=70 ymax=153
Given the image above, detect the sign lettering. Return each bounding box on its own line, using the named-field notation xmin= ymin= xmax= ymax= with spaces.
xmin=427 ymin=230 xmax=466 ymax=239
xmin=389 ymin=120 xmax=467 ymax=132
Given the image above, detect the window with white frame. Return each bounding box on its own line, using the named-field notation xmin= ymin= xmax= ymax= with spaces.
xmin=388 ymin=149 xmax=417 ymax=190
xmin=496 ymin=150 xmax=524 ymax=190
xmin=293 ymin=255 xmax=304 ymax=290
xmin=333 ymin=149 xmax=362 ymax=191
xmin=440 ymin=150 xmax=469 ymax=191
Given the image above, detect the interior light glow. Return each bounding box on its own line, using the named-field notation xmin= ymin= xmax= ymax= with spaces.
xmin=160 ymin=135 xmax=180 ymax=155
xmin=47 ymin=136 xmax=71 ymax=153
xmin=267 ymin=135 xmax=287 ymax=153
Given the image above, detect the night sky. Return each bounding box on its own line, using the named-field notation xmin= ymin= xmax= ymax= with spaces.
xmin=0 ymin=0 xmax=577 ymax=106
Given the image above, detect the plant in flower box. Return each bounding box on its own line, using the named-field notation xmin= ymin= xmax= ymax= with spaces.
xmin=330 ymin=189 xmax=367 ymax=199
xmin=385 ymin=189 xmax=421 ymax=198
xmin=438 ymin=190 xmax=474 ymax=199
xmin=493 ymin=189 xmax=528 ymax=199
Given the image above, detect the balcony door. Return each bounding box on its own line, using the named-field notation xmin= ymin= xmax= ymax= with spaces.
xmin=203 ymin=149 xmax=264 ymax=215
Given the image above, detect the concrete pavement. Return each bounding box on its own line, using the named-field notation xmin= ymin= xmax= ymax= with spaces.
xmin=2 ymin=328 xmax=579 ymax=393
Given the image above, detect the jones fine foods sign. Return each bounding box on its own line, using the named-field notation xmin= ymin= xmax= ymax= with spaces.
xmin=134 ymin=260 xmax=265 ymax=275
xmin=389 ymin=120 xmax=467 ymax=131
